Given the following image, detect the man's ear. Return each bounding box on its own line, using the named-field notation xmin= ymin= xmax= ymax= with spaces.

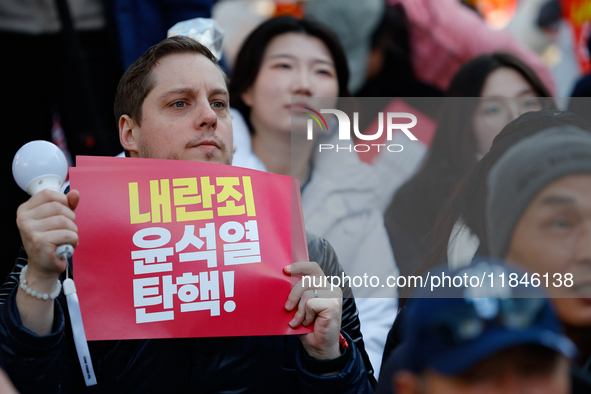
xmin=393 ymin=370 xmax=423 ymax=394
xmin=119 ymin=115 xmax=139 ymax=157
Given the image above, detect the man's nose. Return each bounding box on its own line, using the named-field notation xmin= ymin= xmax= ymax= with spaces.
xmin=575 ymin=221 xmax=591 ymax=265
xmin=195 ymin=103 xmax=217 ymax=129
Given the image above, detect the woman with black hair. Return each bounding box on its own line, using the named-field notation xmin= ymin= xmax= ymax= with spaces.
xmin=229 ymin=16 xmax=399 ymax=375
xmin=384 ymin=52 xmax=553 ymax=280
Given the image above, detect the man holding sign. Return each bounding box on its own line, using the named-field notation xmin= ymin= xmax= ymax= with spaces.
xmin=0 ymin=36 xmax=374 ymax=393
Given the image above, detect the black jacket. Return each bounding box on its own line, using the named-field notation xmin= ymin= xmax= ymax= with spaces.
xmin=0 ymin=233 xmax=375 ymax=393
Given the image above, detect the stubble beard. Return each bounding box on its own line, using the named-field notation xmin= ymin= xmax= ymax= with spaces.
xmin=138 ymin=135 xmax=233 ymax=165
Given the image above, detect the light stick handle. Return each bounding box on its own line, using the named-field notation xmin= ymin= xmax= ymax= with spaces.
xmin=64 ymin=278 xmax=97 ymax=386
xmin=56 ymin=244 xmax=74 ymax=260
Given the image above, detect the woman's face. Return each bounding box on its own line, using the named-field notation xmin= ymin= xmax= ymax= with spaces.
xmin=241 ymin=33 xmax=339 ymax=134
xmin=472 ymin=67 xmax=543 ymax=156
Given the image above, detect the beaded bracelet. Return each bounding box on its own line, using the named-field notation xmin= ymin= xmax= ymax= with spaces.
xmin=19 ymin=265 xmax=62 ymax=300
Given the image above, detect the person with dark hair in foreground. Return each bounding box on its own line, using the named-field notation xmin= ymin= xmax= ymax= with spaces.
xmin=0 ymin=35 xmax=374 ymax=393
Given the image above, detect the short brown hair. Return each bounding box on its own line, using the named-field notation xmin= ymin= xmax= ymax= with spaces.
xmin=114 ymin=35 xmax=227 ymax=127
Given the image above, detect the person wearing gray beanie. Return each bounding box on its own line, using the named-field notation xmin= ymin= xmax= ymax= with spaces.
xmin=486 ymin=126 xmax=591 ymax=258
xmin=484 ymin=123 xmax=591 ymax=389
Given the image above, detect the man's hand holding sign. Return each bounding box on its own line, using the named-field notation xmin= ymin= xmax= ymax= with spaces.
xmin=285 ymin=262 xmax=343 ymax=362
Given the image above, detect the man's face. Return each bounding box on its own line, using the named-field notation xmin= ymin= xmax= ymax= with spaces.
xmin=506 ymin=174 xmax=591 ymax=326
xmin=121 ymin=53 xmax=233 ymax=164
xmin=395 ymin=346 xmax=570 ymax=394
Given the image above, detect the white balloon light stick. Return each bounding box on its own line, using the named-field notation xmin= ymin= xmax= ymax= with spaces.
xmin=12 ymin=140 xmax=73 ymax=260
xmin=12 ymin=140 xmax=97 ymax=386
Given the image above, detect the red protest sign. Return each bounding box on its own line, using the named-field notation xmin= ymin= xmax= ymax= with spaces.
xmin=69 ymin=156 xmax=310 ymax=341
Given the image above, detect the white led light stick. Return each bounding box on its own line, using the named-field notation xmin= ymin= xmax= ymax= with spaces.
xmin=12 ymin=140 xmax=97 ymax=386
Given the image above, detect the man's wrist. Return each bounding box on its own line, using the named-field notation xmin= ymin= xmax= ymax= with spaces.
xmin=19 ymin=265 xmax=61 ymax=296
xmin=305 ymin=342 xmax=341 ymax=360
xmin=301 ymin=333 xmax=350 ymax=376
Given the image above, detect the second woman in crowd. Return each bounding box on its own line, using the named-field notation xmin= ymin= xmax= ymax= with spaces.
xmin=384 ymin=52 xmax=553 ymax=279
xmin=229 ymin=16 xmax=399 ymax=374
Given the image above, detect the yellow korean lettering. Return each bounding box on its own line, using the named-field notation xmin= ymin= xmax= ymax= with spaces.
xmin=201 ymin=177 xmax=215 ymax=208
xmin=150 ymin=179 xmax=172 ymax=223
xmin=173 ymin=177 xmax=213 ymax=221
xmin=173 ymin=178 xmax=201 ymax=205
xmin=242 ymin=176 xmax=256 ymax=217
xmin=129 ymin=182 xmax=151 ymax=224
xmin=216 ymin=177 xmax=244 ymax=217
xmin=216 ymin=177 xmax=243 ymax=202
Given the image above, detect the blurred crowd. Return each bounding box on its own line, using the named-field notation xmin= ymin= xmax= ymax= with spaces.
xmin=2 ymin=0 xmax=591 ymax=393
